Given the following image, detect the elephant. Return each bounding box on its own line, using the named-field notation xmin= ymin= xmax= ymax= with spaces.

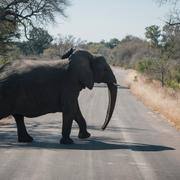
xmin=0 ymin=48 xmax=117 ymax=144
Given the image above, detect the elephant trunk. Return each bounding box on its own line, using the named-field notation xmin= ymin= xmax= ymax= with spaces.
xmin=101 ymin=83 xmax=117 ymax=130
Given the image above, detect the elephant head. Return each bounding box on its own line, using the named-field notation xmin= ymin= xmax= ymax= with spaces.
xmin=62 ymin=48 xmax=117 ymax=130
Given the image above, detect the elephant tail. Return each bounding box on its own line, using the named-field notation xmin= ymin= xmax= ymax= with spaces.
xmin=61 ymin=48 xmax=75 ymax=59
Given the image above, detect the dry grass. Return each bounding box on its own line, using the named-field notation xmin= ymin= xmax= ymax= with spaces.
xmin=126 ymin=70 xmax=180 ymax=129
xmin=0 ymin=116 xmax=13 ymax=126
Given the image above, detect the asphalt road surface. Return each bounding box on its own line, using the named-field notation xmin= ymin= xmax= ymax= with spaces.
xmin=0 ymin=67 xmax=180 ymax=180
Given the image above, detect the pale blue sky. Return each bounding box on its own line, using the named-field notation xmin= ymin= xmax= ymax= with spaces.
xmin=47 ymin=0 xmax=171 ymax=42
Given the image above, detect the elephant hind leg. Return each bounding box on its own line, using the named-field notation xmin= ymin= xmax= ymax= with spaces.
xmin=13 ymin=115 xmax=33 ymax=143
xmin=75 ymin=118 xmax=91 ymax=139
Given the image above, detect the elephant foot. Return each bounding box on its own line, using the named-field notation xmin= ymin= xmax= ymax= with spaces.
xmin=78 ymin=131 xmax=91 ymax=139
xmin=60 ymin=137 xmax=74 ymax=144
xmin=18 ymin=134 xmax=33 ymax=143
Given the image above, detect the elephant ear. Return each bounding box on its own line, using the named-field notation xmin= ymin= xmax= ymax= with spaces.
xmin=69 ymin=50 xmax=94 ymax=89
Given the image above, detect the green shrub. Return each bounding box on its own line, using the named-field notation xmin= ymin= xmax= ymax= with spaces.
xmin=0 ymin=46 xmax=20 ymax=64
xmin=136 ymin=58 xmax=153 ymax=73
xmin=167 ymin=80 xmax=180 ymax=89
xmin=174 ymin=69 xmax=180 ymax=83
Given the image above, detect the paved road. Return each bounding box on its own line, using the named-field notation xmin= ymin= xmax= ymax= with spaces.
xmin=0 ymin=67 xmax=180 ymax=180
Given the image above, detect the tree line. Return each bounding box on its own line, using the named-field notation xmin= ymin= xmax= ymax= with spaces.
xmin=0 ymin=0 xmax=180 ymax=90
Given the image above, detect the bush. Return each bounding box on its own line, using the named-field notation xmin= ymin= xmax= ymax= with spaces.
xmin=136 ymin=58 xmax=153 ymax=73
xmin=167 ymin=80 xmax=180 ymax=89
xmin=0 ymin=45 xmax=20 ymax=64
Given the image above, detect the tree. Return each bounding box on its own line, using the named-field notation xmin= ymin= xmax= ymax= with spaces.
xmin=105 ymin=38 xmax=120 ymax=49
xmin=0 ymin=22 xmax=18 ymax=55
xmin=53 ymin=34 xmax=86 ymax=57
xmin=16 ymin=41 xmax=32 ymax=56
xmin=121 ymin=35 xmax=140 ymax=43
xmin=145 ymin=25 xmax=161 ymax=48
xmin=42 ymin=34 xmax=86 ymax=58
xmin=0 ymin=21 xmax=20 ymax=62
xmin=144 ymin=25 xmax=175 ymax=87
xmin=21 ymin=28 xmax=53 ymax=55
xmin=0 ymin=0 xmax=69 ymax=62
xmin=0 ymin=0 xmax=69 ymax=39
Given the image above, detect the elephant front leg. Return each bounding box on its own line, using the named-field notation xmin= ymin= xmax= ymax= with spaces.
xmin=60 ymin=113 xmax=74 ymax=144
xmin=13 ymin=115 xmax=33 ymax=143
xmin=75 ymin=102 xmax=91 ymax=139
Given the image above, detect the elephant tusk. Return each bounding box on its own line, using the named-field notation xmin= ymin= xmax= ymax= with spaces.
xmin=101 ymin=83 xmax=117 ymax=130
xmin=113 ymin=83 xmax=121 ymax=87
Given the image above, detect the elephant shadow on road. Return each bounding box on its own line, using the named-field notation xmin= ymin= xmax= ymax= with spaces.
xmin=0 ymin=123 xmax=175 ymax=152
xmin=0 ymin=133 xmax=175 ymax=152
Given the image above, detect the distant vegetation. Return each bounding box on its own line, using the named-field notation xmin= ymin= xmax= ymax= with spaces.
xmin=0 ymin=0 xmax=69 ymax=62
xmin=0 ymin=0 xmax=180 ymax=90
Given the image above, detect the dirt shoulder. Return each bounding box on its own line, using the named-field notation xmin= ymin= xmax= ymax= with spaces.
xmin=125 ymin=69 xmax=180 ymax=129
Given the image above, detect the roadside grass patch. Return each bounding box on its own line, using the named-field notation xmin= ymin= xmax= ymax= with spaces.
xmin=126 ymin=70 xmax=180 ymax=129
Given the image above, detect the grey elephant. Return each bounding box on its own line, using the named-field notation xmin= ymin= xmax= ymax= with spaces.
xmin=0 ymin=49 xmax=117 ymax=144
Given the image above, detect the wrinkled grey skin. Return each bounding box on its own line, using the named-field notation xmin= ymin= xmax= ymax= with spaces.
xmin=0 ymin=49 xmax=117 ymax=144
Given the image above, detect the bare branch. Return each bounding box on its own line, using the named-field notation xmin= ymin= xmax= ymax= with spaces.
xmin=0 ymin=0 xmax=69 ymax=39
xmin=156 ymin=0 xmax=180 ymax=26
